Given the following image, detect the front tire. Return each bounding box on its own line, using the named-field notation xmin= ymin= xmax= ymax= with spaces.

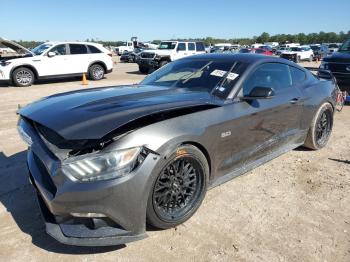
xmin=146 ymin=145 xmax=209 ymax=229
xmin=12 ymin=67 xmax=34 ymax=87
xmin=159 ymin=60 xmax=168 ymax=68
xmin=139 ymin=66 xmax=149 ymax=74
xmin=304 ymin=103 xmax=333 ymax=150
xmin=88 ymin=64 xmax=105 ymax=80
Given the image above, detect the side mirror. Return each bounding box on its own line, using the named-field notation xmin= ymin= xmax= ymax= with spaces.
xmin=317 ymin=70 xmax=334 ymax=80
xmin=47 ymin=52 xmax=56 ymax=57
xmin=243 ymin=86 xmax=275 ymax=100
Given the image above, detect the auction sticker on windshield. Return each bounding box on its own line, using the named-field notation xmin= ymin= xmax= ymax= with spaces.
xmin=210 ymin=69 xmax=227 ymax=77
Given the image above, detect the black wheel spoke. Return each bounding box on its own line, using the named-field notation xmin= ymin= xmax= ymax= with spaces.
xmin=315 ymin=111 xmax=332 ymax=146
xmin=152 ymin=156 xmax=204 ymax=221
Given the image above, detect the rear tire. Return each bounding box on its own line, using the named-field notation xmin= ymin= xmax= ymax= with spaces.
xmin=88 ymin=64 xmax=105 ymax=80
xmin=303 ymin=103 xmax=333 ymax=150
xmin=12 ymin=67 xmax=34 ymax=87
xmin=146 ymin=145 xmax=209 ymax=229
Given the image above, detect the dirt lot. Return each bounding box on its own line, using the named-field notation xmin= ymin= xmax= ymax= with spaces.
xmin=0 ymin=60 xmax=349 ymax=262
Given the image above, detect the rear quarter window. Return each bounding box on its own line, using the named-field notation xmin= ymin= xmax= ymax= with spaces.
xmin=195 ymin=42 xmax=205 ymax=52
xmin=88 ymin=45 xmax=102 ymax=53
xmin=290 ymin=66 xmax=306 ymax=85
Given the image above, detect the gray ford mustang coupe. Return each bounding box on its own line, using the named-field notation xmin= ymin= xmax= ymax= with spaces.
xmin=17 ymin=54 xmax=336 ymax=246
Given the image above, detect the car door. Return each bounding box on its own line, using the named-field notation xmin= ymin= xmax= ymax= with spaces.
xmin=65 ymin=44 xmax=90 ymax=74
xmin=36 ymin=44 xmax=69 ymax=76
xmin=187 ymin=42 xmax=196 ymax=56
xmin=226 ymin=62 xmax=304 ymax=170
xmin=175 ymin=42 xmax=188 ymax=59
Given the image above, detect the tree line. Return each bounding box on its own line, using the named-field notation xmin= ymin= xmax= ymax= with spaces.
xmin=13 ymin=31 xmax=350 ymax=49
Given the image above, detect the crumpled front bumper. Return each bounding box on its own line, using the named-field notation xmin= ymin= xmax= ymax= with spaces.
xmin=21 ymin=118 xmax=161 ymax=246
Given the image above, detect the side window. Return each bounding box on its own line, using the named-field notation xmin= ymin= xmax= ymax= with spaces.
xmin=177 ymin=43 xmax=186 ymax=51
xmin=49 ymin=44 xmax=66 ymax=55
xmin=88 ymin=45 xmax=102 ymax=53
xmin=188 ymin=43 xmax=195 ymax=51
xmin=69 ymin=44 xmax=88 ymax=55
xmin=290 ymin=66 xmax=306 ymax=85
xmin=196 ymin=42 xmax=205 ymax=51
xmin=242 ymin=63 xmax=292 ymax=96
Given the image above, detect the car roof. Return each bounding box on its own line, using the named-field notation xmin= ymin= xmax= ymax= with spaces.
xmin=43 ymin=41 xmax=102 ymax=46
xmin=160 ymin=40 xmax=203 ymax=43
xmin=182 ymin=53 xmax=306 ymax=70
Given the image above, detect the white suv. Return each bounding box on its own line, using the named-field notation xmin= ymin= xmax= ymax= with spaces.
xmin=0 ymin=39 xmax=113 ymax=87
xmin=137 ymin=41 xmax=206 ymax=73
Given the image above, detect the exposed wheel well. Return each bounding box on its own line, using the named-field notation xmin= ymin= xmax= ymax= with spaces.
xmin=11 ymin=65 xmax=38 ymax=80
xmin=180 ymin=141 xmax=211 ymax=177
xmin=160 ymin=57 xmax=171 ymax=62
xmin=89 ymin=61 xmax=107 ymax=73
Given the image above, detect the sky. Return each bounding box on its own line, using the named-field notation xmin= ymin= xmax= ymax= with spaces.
xmin=2 ymin=0 xmax=350 ymax=41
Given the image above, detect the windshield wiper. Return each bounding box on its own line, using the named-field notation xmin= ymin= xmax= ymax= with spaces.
xmin=171 ymin=61 xmax=213 ymax=87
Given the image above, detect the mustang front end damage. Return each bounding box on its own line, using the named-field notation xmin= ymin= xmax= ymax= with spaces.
xmin=19 ymin=117 xmax=163 ymax=246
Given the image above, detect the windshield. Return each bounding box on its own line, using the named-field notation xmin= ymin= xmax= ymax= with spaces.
xmin=290 ymin=47 xmax=301 ymax=51
xmin=328 ymin=44 xmax=338 ymax=48
xmin=339 ymin=39 xmax=350 ymax=52
xmin=310 ymin=46 xmax=320 ymax=51
xmin=158 ymin=42 xmax=177 ymax=50
xmin=140 ymin=59 xmax=246 ymax=98
xmin=31 ymin=43 xmax=52 ymax=55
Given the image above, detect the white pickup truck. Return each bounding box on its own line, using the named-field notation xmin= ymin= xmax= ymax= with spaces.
xmin=115 ymin=41 xmax=134 ymax=55
xmin=137 ymin=41 xmax=206 ymax=73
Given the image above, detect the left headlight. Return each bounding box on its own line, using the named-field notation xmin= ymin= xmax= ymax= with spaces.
xmin=62 ymin=147 xmax=141 ymax=182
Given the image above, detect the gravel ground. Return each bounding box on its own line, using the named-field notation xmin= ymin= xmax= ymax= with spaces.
xmin=0 ymin=60 xmax=349 ymax=262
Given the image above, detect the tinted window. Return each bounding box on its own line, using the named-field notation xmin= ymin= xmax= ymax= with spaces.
xmin=177 ymin=43 xmax=186 ymax=51
xmin=88 ymin=45 xmax=102 ymax=53
xmin=290 ymin=66 xmax=306 ymax=84
xmin=242 ymin=63 xmax=292 ymax=96
xmin=255 ymin=49 xmax=265 ymax=54
xmin=49 ymin=44 xmax=66 ymax=55
xmin=188 ymin=43 xmax=195 ymax=51
xmin=195 ymin=42 xmax=205 ymax=51
xmin=69 ymin=44 xmax=88 ymax=55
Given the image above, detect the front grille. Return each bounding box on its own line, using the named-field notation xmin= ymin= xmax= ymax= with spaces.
xmin=32 ymin=153 xmax=57 ymax=196
xmin=327 ymin=63 xmax=350 ymax=73
xmin=140 ymin=52 xmax=155 ymax=59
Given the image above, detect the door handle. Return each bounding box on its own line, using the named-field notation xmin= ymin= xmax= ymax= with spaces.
xmin=289 ymin=97 xmax=300 ymax=104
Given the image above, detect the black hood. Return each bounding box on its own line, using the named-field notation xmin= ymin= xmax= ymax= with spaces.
xmin=323 ymin=51 xmax=350 ymax=63
xmin=19 ymin=85 xmax=221 ymax=140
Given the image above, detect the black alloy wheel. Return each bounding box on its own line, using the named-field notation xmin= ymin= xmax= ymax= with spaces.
xmin=315 ymin=110 xmax=332 ymax=147
xmin=146 ymin=145 xmax=208 ymax=229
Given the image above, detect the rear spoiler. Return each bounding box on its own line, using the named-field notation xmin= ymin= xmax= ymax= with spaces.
xmin=304 ymin=67 xmax=336 ymax=83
